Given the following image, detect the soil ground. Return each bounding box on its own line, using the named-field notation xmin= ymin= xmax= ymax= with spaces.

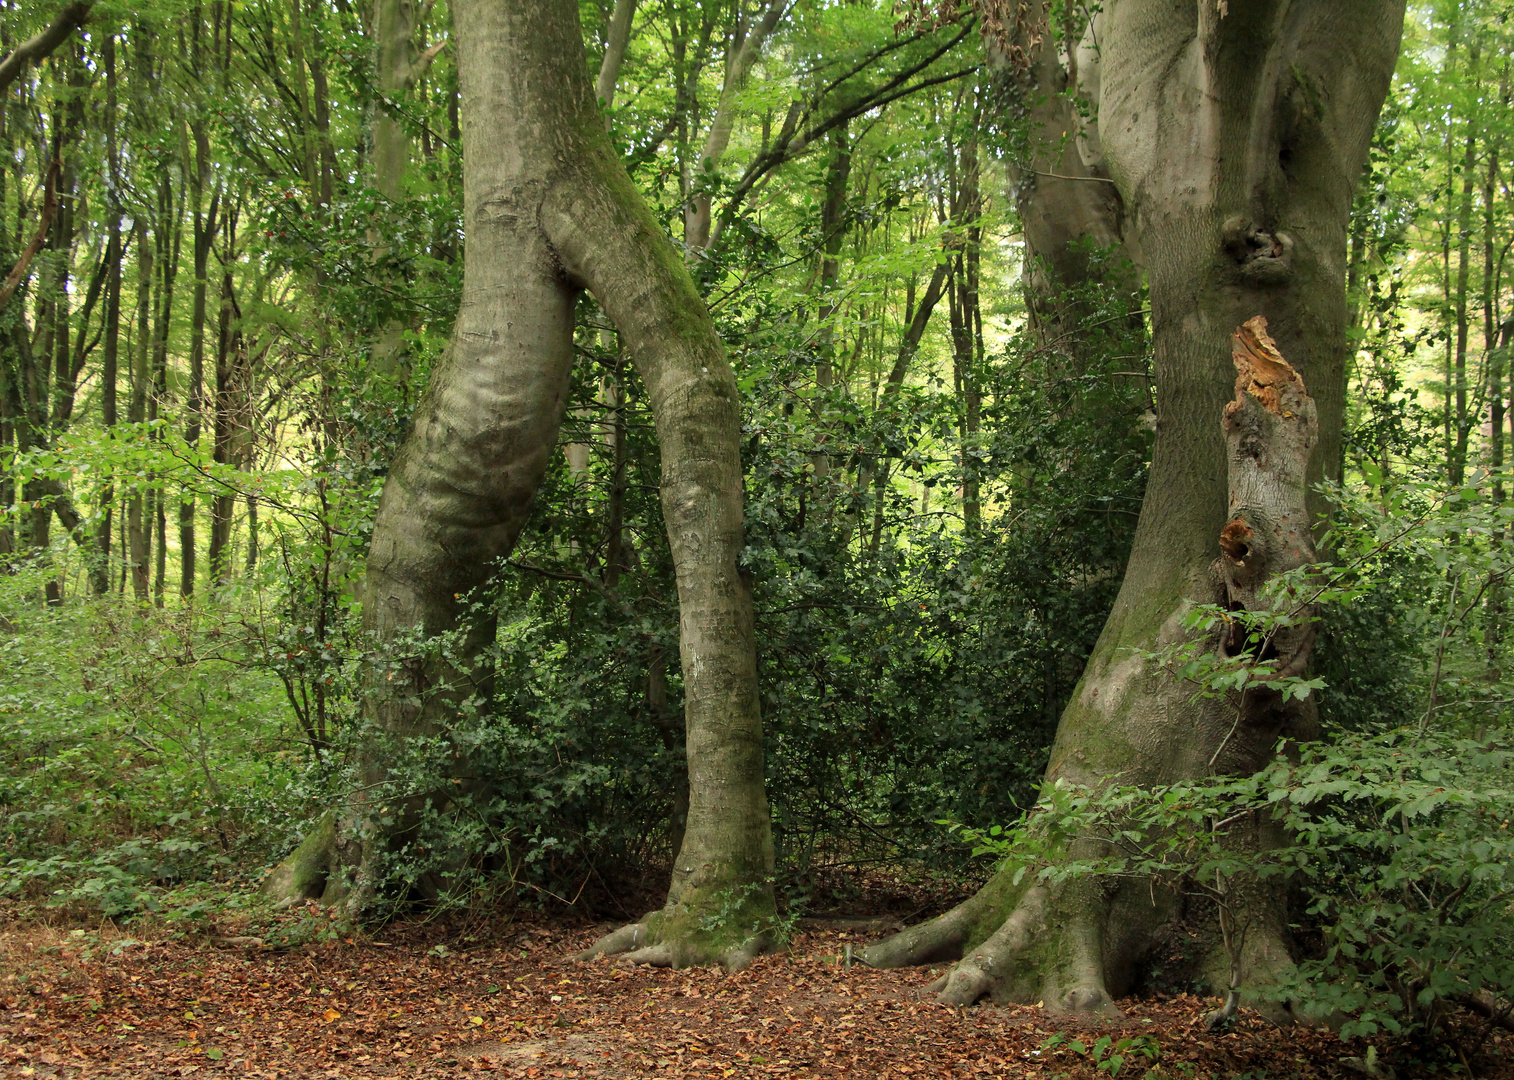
xmin=2 ymin=910 xmax=1510 ymax=1080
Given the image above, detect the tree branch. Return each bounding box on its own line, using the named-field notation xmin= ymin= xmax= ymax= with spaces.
xmin=595 ymin=0 xmax=638 ymax=108
xmin=704 ymin=25 xmax=977 ymax=251
xmin=0 ymin=2 xmax=94 ymax=97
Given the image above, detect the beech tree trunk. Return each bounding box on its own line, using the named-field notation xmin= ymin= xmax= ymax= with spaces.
xmin=864 ymin=0 xmax=1403 ymax=1013
xmin=267 ymin=0 xmax=776 ymax=969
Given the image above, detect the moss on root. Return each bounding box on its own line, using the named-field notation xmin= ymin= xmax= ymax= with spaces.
xmin=576 ymin=884 xmax=783 ymax=970
xmin=261 ymin=811 xmax=336 ymax=905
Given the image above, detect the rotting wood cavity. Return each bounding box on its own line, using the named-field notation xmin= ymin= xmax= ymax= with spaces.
xmin=1227 ymin=315 xmax=1303 ymax=417
xmin=1219 ymin=519 xmax=1251 ymax=562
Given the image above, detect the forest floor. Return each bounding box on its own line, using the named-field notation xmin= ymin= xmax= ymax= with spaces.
xmin=2 ymin=904 xmax=1510 ymax=1080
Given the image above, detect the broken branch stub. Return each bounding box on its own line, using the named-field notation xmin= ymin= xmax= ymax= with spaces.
xmin=1216 ymin=315 xmax=1318 ymax=678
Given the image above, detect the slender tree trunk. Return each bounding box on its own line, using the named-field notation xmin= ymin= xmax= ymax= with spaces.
xmin=866 ymin=260 xmax=948 ymax=553
xmin=595 ymin=0 xmax=637 ymax=108
xmin=210 ymin=262 xmax=236 ymax=581
xmin=816 ymin=123 xmax=850 ymax=393
xmin=1451 ymin=126 xmax=1477 ymax=487
xmin=95 ymin=33 xmax=123 ymax=596
xmin=0 ymin=121 xmax=15 ymax=565
xmin=154 ymin=484 xmax=167 ymax=606
xmin=151 ymin=168 xmax=182 ymax=608
xmin=682 ymin=0 xmax=785 ymax=256
xmin=1483 ymin=124 xmax=1505 ymax=674
xmin=367 ymin=0 xmax=441 ymax=377
xmin=128 ymin=218 xmax=152 ymax=601
xmin=182 ymin=97 xmax=218 ymax=597
xmin=865 ymin=0 xmax=1404 ymax=1014
xmin=813 ymin=123 xmax=851 ymax=483
xmin=245 ymin=491 xmax=259 ymax=572
xmin=944 ymin=124 xmax=982 ymax=532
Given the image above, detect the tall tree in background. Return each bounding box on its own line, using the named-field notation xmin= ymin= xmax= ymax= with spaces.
xmin=368 ymin=0 xmax=444 ymax=378
xmin=865 ymin=0 xmax=1406 ymax=1012
xmin=269 ymin=0 xmax=779 ymax=969
xmin=1001 ymin=1 xmax=1139 ymax=353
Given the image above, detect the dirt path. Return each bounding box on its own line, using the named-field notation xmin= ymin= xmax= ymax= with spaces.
xmin=2 ymin=919 xmax=1508 ymax=1078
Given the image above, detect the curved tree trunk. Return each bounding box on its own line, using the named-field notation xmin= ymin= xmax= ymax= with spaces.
xmin=864 ymin=0 xmax=1404 ymax=1013
xmin=265 ymin=0 xmax=775 ymax=970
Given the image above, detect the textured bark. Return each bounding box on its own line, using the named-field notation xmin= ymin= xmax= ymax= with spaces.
xmin=1218 ymin=317 xmax=1320 ymax=684
xmin=865 ymin=0 xmax=1403 ymax=1013
xmin=271 ymin=0 xmax=775 ymax=968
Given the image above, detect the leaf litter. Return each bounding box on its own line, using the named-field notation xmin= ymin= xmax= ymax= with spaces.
xmin=2 ymin=916 xmax=1510 ymax=1079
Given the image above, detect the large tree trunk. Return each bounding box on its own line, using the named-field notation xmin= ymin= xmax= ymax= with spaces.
xmin=864 ymin=0 xmax=1403 ymax=1013
xmin=267 ymin=0 xmax=776 ymax=969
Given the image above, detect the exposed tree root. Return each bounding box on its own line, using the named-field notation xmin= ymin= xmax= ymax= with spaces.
xmin=867 ymin=854 xmax=1311 ymax=1023
xmin=864 ymin=869 xmax=1163 ymax=1015
xmin=261 ymin=811 xmax=338 ymax=908
xmin=260 ymin=808 xmax=374 ymax=917
xmin=576 ymin=904 xmax=780 ymax=971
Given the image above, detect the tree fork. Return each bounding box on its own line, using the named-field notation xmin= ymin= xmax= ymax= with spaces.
xmin=266 ymin=0 xmax=776 ymax=968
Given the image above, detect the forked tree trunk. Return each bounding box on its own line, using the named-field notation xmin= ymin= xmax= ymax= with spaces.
xmin=266 ymin=0 xmax=776 ymax=969
xmin=864 ymin=0 xmax=1403 ymax=1013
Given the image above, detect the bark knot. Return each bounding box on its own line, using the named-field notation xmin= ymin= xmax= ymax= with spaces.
xmin=1221 ymin=218 xmax=1293 ymax=283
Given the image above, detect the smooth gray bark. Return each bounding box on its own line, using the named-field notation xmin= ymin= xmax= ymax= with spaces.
xmin=595 ymin=0 xmax=637 ymax=108
xmin=865 ymin=0 xmax=1404 ymax=1013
